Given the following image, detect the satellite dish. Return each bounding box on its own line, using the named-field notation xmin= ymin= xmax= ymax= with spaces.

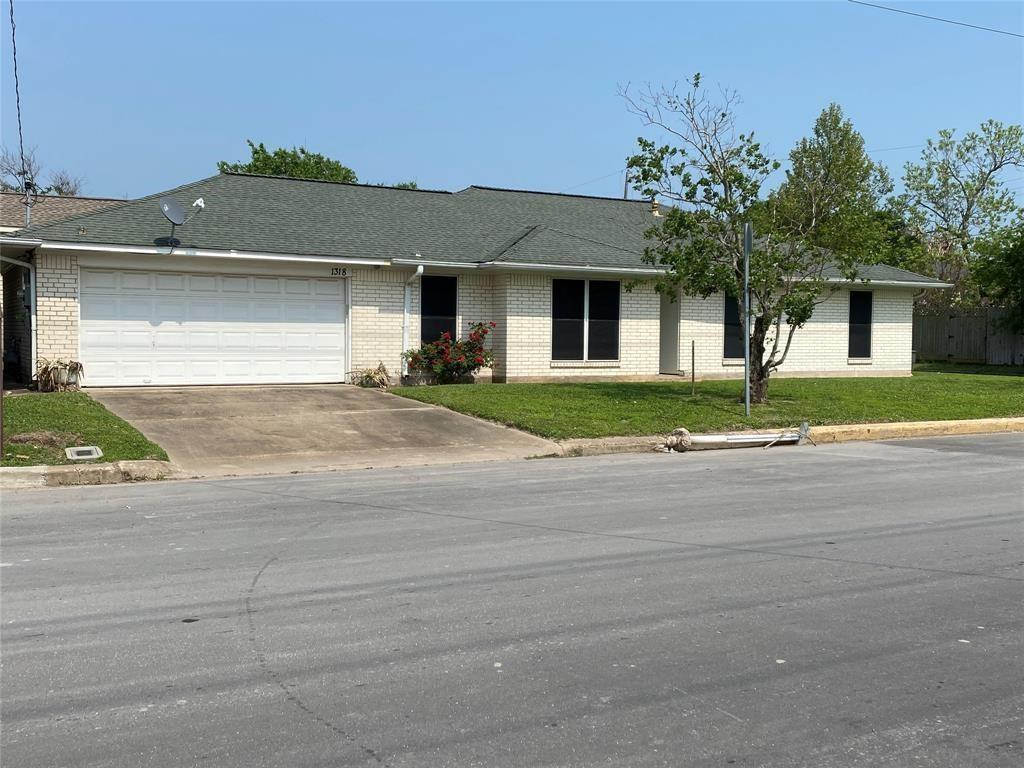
xmin=156 ymin=195 xmax=205 ymax=248
xmin=159 ymin=197 xmax=187 ymax=225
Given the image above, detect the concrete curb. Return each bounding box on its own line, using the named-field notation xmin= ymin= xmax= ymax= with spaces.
xmin=556 ymin=417 xmax=1024 ymax=457
xmin=807 ymin=417 xmax=1024 ymax=444
xmin=0 ymin=460 xmax=183 ymax=489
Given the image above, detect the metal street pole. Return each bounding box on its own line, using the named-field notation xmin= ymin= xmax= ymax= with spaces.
xmin=743 ymin=222 xmax=752 ymax=418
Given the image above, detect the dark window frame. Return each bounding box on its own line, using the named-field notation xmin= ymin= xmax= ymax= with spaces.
xmin=551 ymin=278 xmax=621 ymax=361
xmin=848 ymin=290 xmax=872 ymax=359
xmin=420 ymin=275 xmax=459 ymax=344
xmin=723 ymin=294 xmax=745 ymax=360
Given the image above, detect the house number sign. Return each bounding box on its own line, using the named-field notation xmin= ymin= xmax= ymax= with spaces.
xmin=330 ymin=267 xmax=349 ymax=277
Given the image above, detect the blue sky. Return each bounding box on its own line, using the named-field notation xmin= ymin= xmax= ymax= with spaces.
xmin=2 ymin=1 xmax=1021 ymax=200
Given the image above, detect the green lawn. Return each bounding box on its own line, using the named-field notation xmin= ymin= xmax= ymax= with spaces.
xmin=393 ymin=367 xmax=1024 ymax=440
xmin=1 ymin=392 xmax=168 ymax=467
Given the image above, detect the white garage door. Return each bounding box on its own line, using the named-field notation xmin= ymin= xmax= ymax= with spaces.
xmin=80 ymin=269 xmax=347 ymax=386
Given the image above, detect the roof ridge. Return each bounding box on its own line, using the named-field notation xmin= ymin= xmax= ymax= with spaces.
xmin=220 ymin=171 xmax=452 ymax=195
xmin=485 ymin=224 xmax=545 ymax=261
xmin=543 ymin=226 xmax=643 ymax=255
xmin=458 ymin=185 xmax=650 ymax=204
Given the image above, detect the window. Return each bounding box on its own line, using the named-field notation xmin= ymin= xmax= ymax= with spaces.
xmin=848 ymin=291 xmax=872 ymax=359
xmin=723 ymin=294 xmax=744 ymax=359
xmin=551 ymin=279 xmax=620 ymax=361
xmin=421 ymin=276 xmax=458 ymax=343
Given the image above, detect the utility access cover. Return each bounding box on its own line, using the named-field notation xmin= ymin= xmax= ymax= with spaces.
xmin=65 ymin=446 xmax=103 ymax=461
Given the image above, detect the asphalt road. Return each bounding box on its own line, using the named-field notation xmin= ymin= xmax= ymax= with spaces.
xmin=2 ymin=434 xmax=1022 ymax=768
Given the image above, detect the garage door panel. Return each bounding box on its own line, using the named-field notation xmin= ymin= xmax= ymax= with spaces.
xmin=80 ymin=268 xmax=346 ymax=386
xmin=121 ymin=272 xmax=152 ymax=290
xmin=222 ymin=276 xmax=250 ymax=293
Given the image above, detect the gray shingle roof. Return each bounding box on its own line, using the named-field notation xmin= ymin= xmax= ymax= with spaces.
xmin=12 ymin=172 xmax=948 ymax=286
xmin=0 ymin=191 xmax=125 ymax=229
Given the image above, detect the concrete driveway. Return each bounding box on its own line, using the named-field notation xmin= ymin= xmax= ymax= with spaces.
xmin=88 ymin=385 xmax=557 ymax=477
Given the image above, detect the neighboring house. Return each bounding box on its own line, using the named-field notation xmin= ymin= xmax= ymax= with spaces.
xmin=1 ymin=191 xmax=126 ymax=381
xmin=0 ymin=172 xmax=947 ymax=387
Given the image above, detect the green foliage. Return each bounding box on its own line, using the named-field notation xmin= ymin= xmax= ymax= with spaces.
xmin=623 ymin=78 xmax=888 ymax=400
xmin=974 ymin=225 xmax=1024 ymax=333
xmin=392 ymin=181 xmax=419 ymax=189
xmin=393 ymin=371 xmax=1024 ymax=440
xmin=217 ymin=140 xmax=358 ymax=183
xmin=1 ymin=392 xmax=168 ymax=466
xmin=404 ymin=322 xmax=497 ymax=384
xmin=898 ymin=120 xmax=1024 ymax=306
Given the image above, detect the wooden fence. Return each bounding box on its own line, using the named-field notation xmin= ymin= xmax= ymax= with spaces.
xmin=913 ymin=309 xmax=1024 ymax=365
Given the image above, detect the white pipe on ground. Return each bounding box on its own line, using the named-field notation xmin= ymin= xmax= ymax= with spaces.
xmin=401 ymin=262 xmax=424 ymax=376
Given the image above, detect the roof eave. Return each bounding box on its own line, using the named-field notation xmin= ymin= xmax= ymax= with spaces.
xmin=825 ymin=277 xmax=953 ymax=289
xmin=478 ymin=260 xmax=662 ymax=275
xmin=31 ymin=239 xmax=391 ymax=267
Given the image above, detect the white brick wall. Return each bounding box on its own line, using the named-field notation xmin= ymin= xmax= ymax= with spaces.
xmin=19 ymin=255 xmax=918 ymax=386
xmin=678 ymin=286 xmax=915 ymax=378
xmin=495 ymin=274 xmax=661 ymax=381
xmin=36 ymin=252 xmax=80 ymax=364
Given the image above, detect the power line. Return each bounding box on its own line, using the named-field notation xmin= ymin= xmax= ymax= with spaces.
xmin=8 ymin=0 xmax=27 ymax=183
xmin=848 ymin=0 xmax=1023 ymax=39
xmin=867 ymin=143 xmax=925 ymax=153
xmin=561 ymin=167 xmax=627 ymax=193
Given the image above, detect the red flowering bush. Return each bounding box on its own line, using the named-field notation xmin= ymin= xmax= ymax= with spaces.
xmin=405 ymin=321 xmax=496 ymax=384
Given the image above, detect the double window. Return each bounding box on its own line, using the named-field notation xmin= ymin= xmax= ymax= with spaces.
xmin=723 ymin=294 xmax=745 ymax=360
xmin=848 ymin=291 xmax=872 ymax=359
xmin=421 ymin=275 xmax=458 ymax=343
xmin=551 ymin=279 xmax=620 ymax=361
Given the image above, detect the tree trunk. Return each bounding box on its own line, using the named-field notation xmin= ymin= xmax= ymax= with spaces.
xmin=748 ymin=315 xmax=770 ymax=404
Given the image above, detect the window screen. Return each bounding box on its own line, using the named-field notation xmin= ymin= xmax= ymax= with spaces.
xmin=552 ymin=279 xmax=585 ymax=360
xmin=421 ymin=276 xmax=458 ymax=343
xmin=587 ymin=280 xmax=620 ymax=360
xmin=848 ymin=291 xmax=872 ymax=358
xmin=723 ymin=294 xmax=744 ymax=359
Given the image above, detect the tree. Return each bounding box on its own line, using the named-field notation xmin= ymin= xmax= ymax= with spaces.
xmin=623 ymin=77 xmax=890 ymax=403
xmin=898 ymin=121 xmax=1024 ymax=306
xmin=973 ymin=225 xmax=1024 ymax=333
xmin=217 ymin=140 xmax=358 ymax=183
xmin=1 ymin=146 xmax=84 ymax=195
xmin=392 ymin=181 xmax=418 ymax=189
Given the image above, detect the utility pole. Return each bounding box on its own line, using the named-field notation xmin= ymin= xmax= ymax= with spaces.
xmin=743 ymin=222 xmax=752 ymax=418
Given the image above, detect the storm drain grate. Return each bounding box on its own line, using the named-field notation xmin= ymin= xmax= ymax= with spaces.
xmin=65 ymin=446 xmax=104 ymax=461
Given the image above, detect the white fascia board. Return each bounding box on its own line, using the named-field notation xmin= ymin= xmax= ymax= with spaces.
xmin=392 ymin=258 xmax=479 ymax=269
xmin=37 ymin=240 xmax=390 ymax=266
xmin=0 ymin=236 xmax=43 ymax=247
xmin=824 ymin=277 xmax=954 ymax=289
xmin=478 ymin=261 xmax=663 ymax=275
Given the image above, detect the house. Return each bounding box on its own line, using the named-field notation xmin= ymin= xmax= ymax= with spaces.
xmin=0 ymin=172 xmax=948 ymax=387
xmin=1 ymin=191 xmax=126 ymax=380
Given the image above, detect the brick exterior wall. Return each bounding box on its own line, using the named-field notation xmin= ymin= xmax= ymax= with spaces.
xmin=36 ymin=252 xmax=80 ymax=364
xmin=14 ymin=253 xmax=917 ymax=386
xmin=678 ymin=286 xmax=914 ymax=379
xmin=492 ymin=273 xmax=661 ymax=382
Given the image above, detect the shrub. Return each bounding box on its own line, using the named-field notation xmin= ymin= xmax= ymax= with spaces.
xmin=351 ymin=361 xmax=391 ymax=390
xmin=405 ymin=321 xmax=496 ymax=384
xmin=36 ymin=359 xmax=84 ymax=392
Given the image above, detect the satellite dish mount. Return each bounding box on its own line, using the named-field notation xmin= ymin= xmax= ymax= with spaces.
xmin=158 ymin=196 xmax=205 ymax=247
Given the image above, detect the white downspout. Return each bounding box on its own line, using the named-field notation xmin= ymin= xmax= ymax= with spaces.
xmin=402 ymin=262 xmax=424 ymax=376
xmin=0 ymin=254 xmax=36 ymax=381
